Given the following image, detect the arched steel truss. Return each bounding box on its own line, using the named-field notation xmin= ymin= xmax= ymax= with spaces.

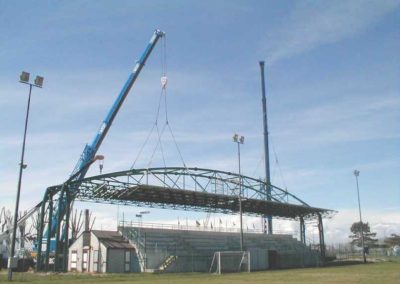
xmin=76 ymin=166 xmax=306 ymax=203
xmin=47 ymin=167 xmax=333 ymax=219
xmin=37 ymin=167 xmax=334 ymax=272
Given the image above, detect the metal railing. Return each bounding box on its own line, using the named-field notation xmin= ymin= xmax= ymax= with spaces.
xmin=118 ymin=221 xmax=295 ymax=235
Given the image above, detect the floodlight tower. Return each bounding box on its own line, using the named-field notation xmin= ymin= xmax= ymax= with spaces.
xmin=8 ymin=72 xmax=43 ymax=281
xmin=139 ymin=210 xmax=150 ymax=271
xmin=353 ymin=170 xmax=366 ymax=263
xmin=233 ymin=134 xmax=245 ymax=251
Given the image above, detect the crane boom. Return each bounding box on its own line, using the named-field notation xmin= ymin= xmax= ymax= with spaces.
xmin=72 ymin=29 xmax=165 ymax=181
xmin=49 ymin=29 xmax=165 ymax=235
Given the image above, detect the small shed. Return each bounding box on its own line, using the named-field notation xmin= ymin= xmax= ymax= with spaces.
xmin=68 ymin=230 xmax=139 ymax=273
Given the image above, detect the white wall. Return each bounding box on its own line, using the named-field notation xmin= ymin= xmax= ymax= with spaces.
xmin=89 ymin=232 xmax=108 ymax=273
xmin=68 ymin=231 xmax=137 ymax=273
xmin=68 ymin=233 xmax=84 ymax=272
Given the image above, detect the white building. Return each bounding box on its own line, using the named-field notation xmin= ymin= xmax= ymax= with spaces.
xmin=68 ymin=230 xmax=139 ymax=273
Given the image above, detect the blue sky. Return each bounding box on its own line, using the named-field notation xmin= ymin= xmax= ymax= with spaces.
xmin=0 ymin=0 xmax=399 ymax=243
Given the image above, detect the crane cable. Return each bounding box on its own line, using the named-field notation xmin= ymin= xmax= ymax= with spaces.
xmin=270 ymin=137 xmax=289 ymax=202
xmin=131 ymin=35 xmax=186 ymax=169
xmin=161 ymin=35 xmax=186 ymax=167
xmin=250 ymin=155 xmax=264 ymax=179
xmin=131 ymin=81 xmax=167 ymax=169
xmin=248 ymin=136 xmax=289 ymax=202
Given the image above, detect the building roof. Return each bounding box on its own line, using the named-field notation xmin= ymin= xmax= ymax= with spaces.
xmin=91 ymin=230 xmax=134 ymax=249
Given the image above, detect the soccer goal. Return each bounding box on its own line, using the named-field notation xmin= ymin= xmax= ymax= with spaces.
xmin=209 ymin=251 xmax=250 ymax=274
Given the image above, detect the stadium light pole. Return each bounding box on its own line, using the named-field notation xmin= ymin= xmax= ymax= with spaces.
xmin=233 ymin=134 xmax=244 ymax=251
xmin=8 ymin=72 xmax=44 ymax=281
xmin=139 ymin=211 xmax=150 ymax=271
xmin=138 ymin=210 xmax=150 ymax=226
xmin=353 ymin=170 xmax=366 ymax=264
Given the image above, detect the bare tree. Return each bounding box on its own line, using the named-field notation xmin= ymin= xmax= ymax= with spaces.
xmin=69 ymin=208 xmax=96 ymax=242
xmin=70 ymin=209 xmax=83 ymax=241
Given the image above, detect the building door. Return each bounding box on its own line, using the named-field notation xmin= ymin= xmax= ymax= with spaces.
xmin=93 ymin=250 xmax=99 ymax=272
xmin=124 ymin=250 xmax=131 ymax=272
xmin=70 ymin=250 xmax=77 ymax=271
xmin=268 ymin=250 xmax=278 ymax=269
xmin=82 ymin=249 xmax=88 ymax=272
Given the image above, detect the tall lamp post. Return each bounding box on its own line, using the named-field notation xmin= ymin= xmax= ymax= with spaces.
xmin=8 ymin=72 xmax=44 ymax=281
xmin=353 ymin=170 xmax=366 ymax=263
xmin=233 ymin=134 xmax=244 ymax=251
xmin=136 ymin=211 xmax=150 ymax=271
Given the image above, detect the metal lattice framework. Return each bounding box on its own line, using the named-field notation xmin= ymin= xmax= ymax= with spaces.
xmin=38 ymin=167 xmax=334 ymax=272
xmin=47 ymin=167 xmax=334 ymax=220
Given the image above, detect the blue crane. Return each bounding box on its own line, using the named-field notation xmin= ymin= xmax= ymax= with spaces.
xmin=72 ymin=29 xmax=166 ymax=183
xmin=49 ymin=29 xmax=165 ymax=234
xmin=35 ymin=30 xmax=165 ymax=271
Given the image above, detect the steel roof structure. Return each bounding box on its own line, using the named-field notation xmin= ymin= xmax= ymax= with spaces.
xmin=39 ymin=168 xmax=335 ymax=273
xmin=47 ymin=167 xmax=335 ymax=220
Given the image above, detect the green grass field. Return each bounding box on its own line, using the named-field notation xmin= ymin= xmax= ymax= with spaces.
xmin=1 ymin=261 xmax=399 ymax=284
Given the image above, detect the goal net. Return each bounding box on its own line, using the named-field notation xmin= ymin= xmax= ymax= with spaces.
xmin=209 ymin=251 xmax=250 ymax=274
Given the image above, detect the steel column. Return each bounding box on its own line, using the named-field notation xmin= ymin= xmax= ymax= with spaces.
xmin=259 ymin=61 xmax=273 ymax=234
xmin=44 ymin=193 xmax=53 ymax=271
xmin=62 ymin=189 xmax=71 ymax=272
xmin=36 ymin=191 xmax=47 ymax=272
xmin=300 ymin=216 xmax=306 ymax=244
xmin=317 ymin=213 xmax=325 ymax=263
xmin=54 ymin=187 xmax=65 ymax=271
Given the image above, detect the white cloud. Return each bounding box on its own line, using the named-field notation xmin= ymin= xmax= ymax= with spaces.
xmin=274 ymin=94 xmax=400 ymax=147
xmin=263 ymin=0 xmax=400 ymax=64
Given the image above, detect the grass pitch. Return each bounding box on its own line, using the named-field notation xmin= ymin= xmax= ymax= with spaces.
xmin=1 ymin=261 xmax=399 ymax=284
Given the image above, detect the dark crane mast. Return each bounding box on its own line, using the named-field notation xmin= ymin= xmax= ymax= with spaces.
xmin=259 ymin=61 xmax=273 ymax=234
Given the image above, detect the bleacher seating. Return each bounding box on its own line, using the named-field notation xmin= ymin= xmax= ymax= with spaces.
xmin=119 ymin=225 xmax=320 ymax=272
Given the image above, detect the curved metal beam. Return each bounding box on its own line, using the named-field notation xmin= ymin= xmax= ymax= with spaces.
xmin=44 ymin=166 xmax=335 ymax=222
xmin=61 ymin=167 xmax=310 ymax=206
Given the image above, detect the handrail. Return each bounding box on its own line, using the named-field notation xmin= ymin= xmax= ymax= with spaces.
xmin=118 ymin=221 xmax=293 ymax=236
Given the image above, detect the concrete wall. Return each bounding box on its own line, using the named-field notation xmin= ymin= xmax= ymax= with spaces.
xmin=249 ymin=248 xmax=268 ymax=270
xmin=107 ymin=249 xmax=125 ymax=273
xmin=106 ymin=249 xmax=139 ymax=273
xmin=278 ymin=250 xmax=321 ymax=268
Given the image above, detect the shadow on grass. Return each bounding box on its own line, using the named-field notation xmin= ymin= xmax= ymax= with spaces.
xmin=324 ymin=259 xmax=371 ymax=267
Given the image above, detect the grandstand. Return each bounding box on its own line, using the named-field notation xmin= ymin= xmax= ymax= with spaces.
xmin=118 ymin=222 xmax=321 ymax=273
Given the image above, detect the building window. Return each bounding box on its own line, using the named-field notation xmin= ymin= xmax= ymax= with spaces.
xmin=82 ymin=249 xmax=89 ymax=271
xmin=71 ymin=250 xmax=77 ymax=271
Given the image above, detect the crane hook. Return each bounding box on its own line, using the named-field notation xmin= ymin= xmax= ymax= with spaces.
xmin=161 ymin=76 xmax=168 ymax=89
